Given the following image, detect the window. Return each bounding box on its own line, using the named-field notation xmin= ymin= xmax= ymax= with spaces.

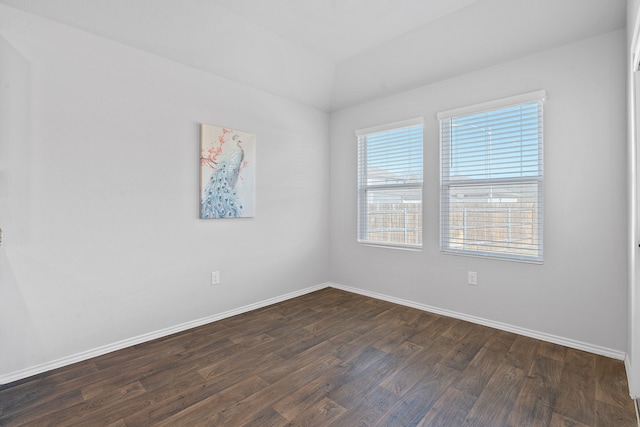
xmin=438 ymin=91 xmax=545 ymax=262
xmin=357 ymin=118 xmax=424 ymax=249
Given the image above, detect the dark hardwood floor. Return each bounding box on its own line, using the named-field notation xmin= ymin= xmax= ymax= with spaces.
xmin=0 ymin=288 xmax=636 ymax=426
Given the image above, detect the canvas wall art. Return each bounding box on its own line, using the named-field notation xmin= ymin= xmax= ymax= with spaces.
xmin=200 ymin=124 xmax=256 ymax=218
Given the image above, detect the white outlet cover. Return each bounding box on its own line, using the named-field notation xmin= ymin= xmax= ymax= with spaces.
xmin=211 ymin=271 xmax=220 ymax=285
xmin=468 ymin=271 xmax=478 ymax=285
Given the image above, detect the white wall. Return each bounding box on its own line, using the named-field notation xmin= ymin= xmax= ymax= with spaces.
xmin=0 ymin=30 xmax=41 ymax=378
xmin=0 ymin=6 xmax=330 ymax=381
xmin=330 ymin=30 xmax=628 ymax=355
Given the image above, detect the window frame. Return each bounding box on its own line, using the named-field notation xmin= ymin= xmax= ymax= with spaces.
xmin=356 ymin=117 xmax=424 ymax=250
xmin=437 ymin=90 xmax=546 ymax=263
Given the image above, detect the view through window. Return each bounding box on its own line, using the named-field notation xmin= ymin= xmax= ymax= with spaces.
xmin=439 ymin=92 xmax=545 ymax=262
xmin=357 ymin=119 xmax=424 ymax=249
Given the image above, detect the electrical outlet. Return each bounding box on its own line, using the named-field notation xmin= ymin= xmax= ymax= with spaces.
xmin=468 ymin=271 xmax=478 ymax=286
xmin=211 ymin=271 xmax=220 ymax=285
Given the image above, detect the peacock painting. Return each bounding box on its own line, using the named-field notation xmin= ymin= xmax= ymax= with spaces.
xmin=200 ymin=124 xmax=256 ymax=219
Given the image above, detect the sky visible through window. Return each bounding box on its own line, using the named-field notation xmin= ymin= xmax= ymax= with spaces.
xmin=365 ymin=125 xmax=423 ymax=185
xmin=447 ymin=103 xmax=540 ymax=180
xmin=364 ymin=103 xmax=539 ymax=184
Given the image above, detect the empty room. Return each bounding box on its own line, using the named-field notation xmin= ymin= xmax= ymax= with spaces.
xmin=1 ymin=0 xmax=639 ymax=425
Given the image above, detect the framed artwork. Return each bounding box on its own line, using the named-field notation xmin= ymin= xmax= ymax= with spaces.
xmin=200 ymin=124 xmax=256 ymax=218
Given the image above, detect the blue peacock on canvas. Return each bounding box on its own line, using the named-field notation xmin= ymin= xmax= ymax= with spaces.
xmin=201 ymin=134 xmax=245 ymax=218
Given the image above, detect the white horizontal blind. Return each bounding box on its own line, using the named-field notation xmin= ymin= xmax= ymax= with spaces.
xmin=439 ymin=92 xmax=545 ymax=262
xmin=357 ymin=119 xmax=423 ymax=249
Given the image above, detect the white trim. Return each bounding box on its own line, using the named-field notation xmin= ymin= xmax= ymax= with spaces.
xmin=355 ymin=116 xmax=424 ymax=136
xmin=0 ymin=283 xmax=328 ymax=385
xmin=630 ymin=6 xmax=640 ymax=400
xmin=437 ymin=90 xmax=547 ymax=120
xmin=626 ymin=355 xmax=639 ymax=400
xmin=357 ymin=242 xmax=422 ymax=252
xmin=633 ymin=4 xmax=640 ymax=72
xmin=329 ymin=283 xmax=627 ymax=361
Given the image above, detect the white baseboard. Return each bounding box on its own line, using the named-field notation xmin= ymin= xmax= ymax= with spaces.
xmin=1 ymin=281 xmax=627 ymax=385
xmin=0 ymin=283 xmax=329 ymax=385
xmin=329 ymin=282 xmax=627 ymax=361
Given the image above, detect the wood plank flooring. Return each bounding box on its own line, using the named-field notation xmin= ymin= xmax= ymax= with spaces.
xmin=0 ymin=288 xmax=636 ymax=426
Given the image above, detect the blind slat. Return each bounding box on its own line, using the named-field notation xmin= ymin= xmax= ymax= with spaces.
xmin=357 ymin=122 xmax=424 ymax=249
xmin=439 ymin=98 xmax=544 ymax=263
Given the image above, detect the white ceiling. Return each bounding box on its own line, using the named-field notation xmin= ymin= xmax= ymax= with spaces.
xmin=0 ymin=0 xmax=628 ymax=111
xmin=215 ymin=0 xmax=480 ymax=62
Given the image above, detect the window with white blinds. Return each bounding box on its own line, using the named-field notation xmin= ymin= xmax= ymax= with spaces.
xmin=438 ymin=91 xmax=545 ymax=262
xmin=357 ymin=118 xmax=424 ymax=249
